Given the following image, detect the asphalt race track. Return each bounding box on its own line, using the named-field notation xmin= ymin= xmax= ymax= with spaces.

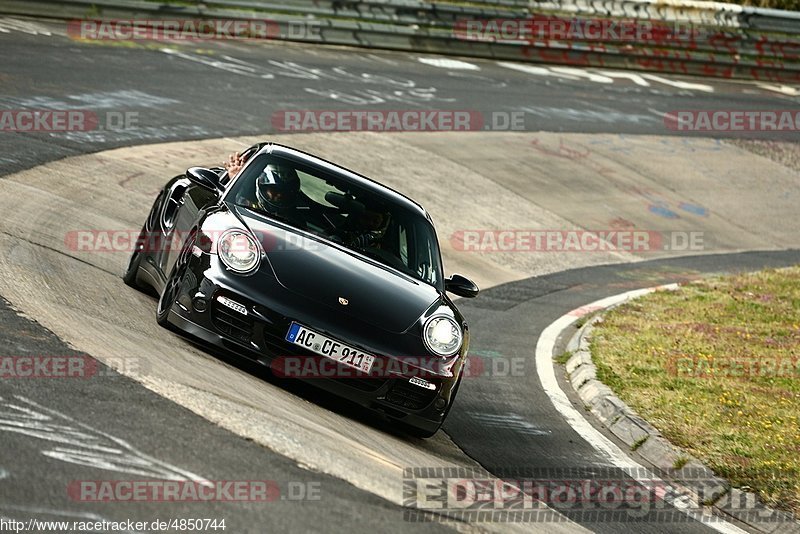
xmin=1 ymin=15 xmax=799 ymax=534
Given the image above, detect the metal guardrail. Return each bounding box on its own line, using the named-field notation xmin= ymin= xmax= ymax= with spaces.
xmin=0 ymin=0 xmax=798 ymax=82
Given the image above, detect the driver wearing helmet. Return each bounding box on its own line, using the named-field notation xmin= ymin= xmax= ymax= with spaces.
xmin=236 ymin=162 xmax=334 ymax=229
xmin=236 ymin=162 xmax=316 ymax=229
xmin=256 ymin=163 xmax=301 ymax=213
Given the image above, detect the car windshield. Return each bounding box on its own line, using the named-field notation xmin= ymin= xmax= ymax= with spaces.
xmin=225 ymin=153 xmax=443 ymax=287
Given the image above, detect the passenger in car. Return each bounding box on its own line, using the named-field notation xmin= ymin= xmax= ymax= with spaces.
xmin=342 ymin=209 xmax=391 ymax=250
xmin=223 ymin=147 xmax=256 ymax=178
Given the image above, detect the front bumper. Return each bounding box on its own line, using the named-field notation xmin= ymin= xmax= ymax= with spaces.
xmin=164 ymin=260 xmax=461 ymax=434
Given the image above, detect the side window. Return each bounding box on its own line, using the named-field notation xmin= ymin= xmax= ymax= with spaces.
xmin=398 ymin=224 xmax=409 ymax=266
xmin=413 ymin=223 xmax=437 ymax=285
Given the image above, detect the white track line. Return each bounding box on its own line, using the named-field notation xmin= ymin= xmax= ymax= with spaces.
xmin=535 ymin=284 xmax=748 ymax=534
xmin=417 ymin=57 xmax=480 ymax=70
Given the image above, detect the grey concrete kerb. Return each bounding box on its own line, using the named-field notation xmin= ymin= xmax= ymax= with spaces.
xmin=561 ymin=290 xmax=800 ymax=534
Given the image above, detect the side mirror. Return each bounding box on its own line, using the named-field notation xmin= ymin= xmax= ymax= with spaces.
xmin=186 ymin=167 xmax=222 ymax=192
xmin=445 ymin=274 xmax=479 ymax=298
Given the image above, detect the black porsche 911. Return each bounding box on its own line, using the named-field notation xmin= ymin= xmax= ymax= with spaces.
xmin=123 ymin=142 xmax=479 ymax=437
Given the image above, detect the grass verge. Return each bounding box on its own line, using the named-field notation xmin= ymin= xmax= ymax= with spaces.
xmin=591 ymin=266 xmax=800 ymax=515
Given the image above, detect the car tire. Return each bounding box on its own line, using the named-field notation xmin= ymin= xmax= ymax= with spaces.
xmin=156 ymin=230 xmax=196 ymax=330
xmin=156 ymin=262 xmax=182 ymax=330
xmin=122 ymin=226 xmax=147 ymax=290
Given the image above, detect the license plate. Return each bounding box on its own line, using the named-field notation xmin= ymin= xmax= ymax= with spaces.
xmin=285 ymin=322 xmax=375 ymax=373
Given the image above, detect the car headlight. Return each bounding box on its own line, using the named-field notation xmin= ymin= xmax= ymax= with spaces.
xmin=423 ymin=315 xmax=463 ymax=358
xmin=217 ymin=230 xmax=260 ymax=274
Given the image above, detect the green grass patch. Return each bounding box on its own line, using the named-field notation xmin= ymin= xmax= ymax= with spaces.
xmin=631 ymin=435 xmax=648 ymax=451
xmin=673 ymin=455 xmax=690 ymax=470
xmin=591 ymin=266 xmax=800 ymax=515
xmin=554 ymin=351 xmax=573 ymax=365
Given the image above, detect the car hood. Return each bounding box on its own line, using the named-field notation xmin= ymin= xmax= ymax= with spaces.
xmin=232 ymin=205 xmax=442 ymax=334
